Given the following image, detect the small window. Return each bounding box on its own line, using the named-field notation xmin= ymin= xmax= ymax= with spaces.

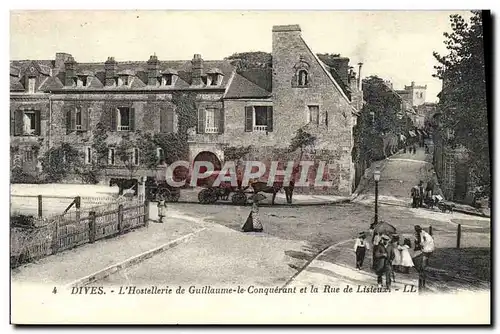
xmin=308 ymin=106 xmax=319 ymax=125
xmin=24 ymin=149 xmax=34 ymax=162
xmin=85 ymin=147 xmax=92 ymax=164
xmin=156 ymin=147 xmax=164 ymax=161
xmin=28 ymin=78 xmax=36 ymax=94
xmin=132 ymin=148 xmax=139 ymax=166
xmin=209 ymin=73 xmax=219 ymax=86
xmin=108 ymin=148 xmax=115 ymax=165
xmin=75 ymin=109 xmax=82 ymax=130
xmin=162 ymin=74 xmax=173 ymax=86
xmin=298 ymin=70 xmax=308 ymax=86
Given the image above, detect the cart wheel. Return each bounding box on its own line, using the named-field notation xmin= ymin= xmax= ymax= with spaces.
xmin=231 ymin=192 xmax=247 ymax=205
xmin=158 ymin=188 xmax=171 ymax=201
xmin=170 ymin=190 xmax=180 ymax=202
xmin=198 ymin=189 xmax=217 ymax=204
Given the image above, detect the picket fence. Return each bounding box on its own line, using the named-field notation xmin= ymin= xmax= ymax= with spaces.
xmin=10 ymin=197 xmax=149 ymax=268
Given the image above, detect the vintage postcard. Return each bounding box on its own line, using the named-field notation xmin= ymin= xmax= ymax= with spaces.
xmin=9 ymin=10 xmax=491 ymax=325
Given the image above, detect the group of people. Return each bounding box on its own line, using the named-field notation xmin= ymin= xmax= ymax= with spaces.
xmin=411 ymin=179 xmax=436 ymax=208
xmin=403 ymin=144 xmax=418 ymax=154
xmin=354 ymin=225 xmax=435 ymax=290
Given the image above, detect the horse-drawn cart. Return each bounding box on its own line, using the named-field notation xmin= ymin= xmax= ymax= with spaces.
xmin=145 ymin=177 xmax=181 ymax=202
xmin=195 ymin=171 xmax=251 ymax=205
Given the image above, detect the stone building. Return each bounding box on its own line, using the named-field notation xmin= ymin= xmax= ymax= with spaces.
xmin=10 ymin=24 xmax=363 ymax=196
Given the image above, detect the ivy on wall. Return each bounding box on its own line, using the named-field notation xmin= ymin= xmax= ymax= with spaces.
xmin=40 ymin=143 xmax=82 ymax=182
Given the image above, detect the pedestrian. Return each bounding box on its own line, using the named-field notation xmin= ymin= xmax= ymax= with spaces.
xmin=418 ymin=181 xmax=424 ymax=208
xmin=354 ymin=232 xmax=370 ymax=270
xmin=242 ymin=194 xmax=264 ymax=232
xmin=412 ymin=144 xmax=416 ymax=154
xmin=157 ymin=195 xmax=166 ymax=223
xmin=398 ymin=238 xmax=414 ymax=274
xmin=411 ymin=186 xmax=420 ymax=208
xmin=385 ymin=234 xmax=396 ymax=284
xmin=414 ymin=225 xmax=435 ymax=289
xmin=391 ymin=234 xmax=402 ymax=273
xmin=425 ymin=179 xmax=435 ymax=199
xmin=373 ymin=234 xmax=392 ymax=289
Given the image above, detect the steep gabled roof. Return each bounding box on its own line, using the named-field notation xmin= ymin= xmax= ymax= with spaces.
xmin=299 ymin=36 xmax=358 ymax=115
xmin=10 ymin=76 xmax=24 ymax=91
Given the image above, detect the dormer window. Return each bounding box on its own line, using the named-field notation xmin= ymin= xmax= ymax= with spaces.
xmin=160 ymin=69 xmax=178 ymax=87
xmin=27 ymin=77 xmax=36 ymax=94
xmin=206 ymin=68 xmax=223 ymax=86
xmin=116 ymin=70 xmax=135 ymax=87
xmin=209 ymin=74 xmax=219 ymax=86
xmin=117 ymin=75 xmax=130 ymax=86
xmin=76 ymin=75 xmax=89 ymax=87
xmin=162 ymin=74 xmax=173 ymax=86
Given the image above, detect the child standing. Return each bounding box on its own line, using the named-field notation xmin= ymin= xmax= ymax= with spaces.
xmin=392 ymin=235 xmax=402 ymax=273
xmin=354 ymin=232 xmax=370 ymax=270
xmin=157 ymin=196 xmax=166 ymax=223
xmin=398 ymin=238 xmax=414 ymax=274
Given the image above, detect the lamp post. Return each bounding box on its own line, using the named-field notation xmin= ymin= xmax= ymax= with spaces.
xmin=374 ymin=169 xmax=381 ymax=225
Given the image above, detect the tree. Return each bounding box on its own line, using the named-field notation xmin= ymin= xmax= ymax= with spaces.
xmin=40 ymin=143 xmax=81 ymax=182
xmin=433 ymin=11 xmax=490 ymax=192
xmin=288 ymin=128 xmax=317 ymax=181
xmin=116 ymin=135 xmax=140 ymax=179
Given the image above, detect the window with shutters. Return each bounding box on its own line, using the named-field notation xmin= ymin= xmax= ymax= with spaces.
xmin=15 ymin=110 xmax=41 ymax=136
xmin=28 ymin=78 xmax=36 ymax=94
xmin=108 ymin=148 xmax=115 ymax=165
xmin=198 ymin=107 xmax=224 ymax=134
xmin=307 ymin=105 xmax=319 ymax=125
xmin=160 ymin=107 xmax=175 ymax=133
xmin=117 ymin=107 xmax=132 ymax=131
xmin=85 ymin=146 xmax=92 ymax=164
xmin=66 ymin=107 xmax=89 ymax=133
xmin=244 ymin=106 xmax=273 ymax=132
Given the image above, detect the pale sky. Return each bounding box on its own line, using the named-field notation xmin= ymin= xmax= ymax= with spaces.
xmin=10 ymin=10 xmax=474 ymax=102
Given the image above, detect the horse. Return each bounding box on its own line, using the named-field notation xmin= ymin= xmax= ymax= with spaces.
xmin=249 ymin=179 xmax=295 ymax=205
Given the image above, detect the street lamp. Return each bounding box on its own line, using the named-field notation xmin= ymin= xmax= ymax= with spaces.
xmin=374 ymin=169 xmax=381 ymax=225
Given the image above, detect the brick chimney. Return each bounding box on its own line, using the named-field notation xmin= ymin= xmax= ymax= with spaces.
xmin=64 ymin=56 xmax=76 ymax=86
xmin=147 ymin=54 xmax=160 ymax=86
xmin=104 ymin=57 xmax=117 ymax=87
xmin=55 ymin=52 xmax=72 ymax=72
xmin=191 ymin=54 xmax=204 ymax=86
xmin=357 ymin=62 xmax=363 ymax=91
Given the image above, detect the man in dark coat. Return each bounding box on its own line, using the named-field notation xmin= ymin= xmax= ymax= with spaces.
xmin=418 ymin=181 xmax=425 ymax=208
xmin=373 ymin=235 xmax=391 ymax=289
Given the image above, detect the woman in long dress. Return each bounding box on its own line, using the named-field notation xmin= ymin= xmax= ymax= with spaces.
xmin=242 ymin=194 xmax=264 ymax=232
